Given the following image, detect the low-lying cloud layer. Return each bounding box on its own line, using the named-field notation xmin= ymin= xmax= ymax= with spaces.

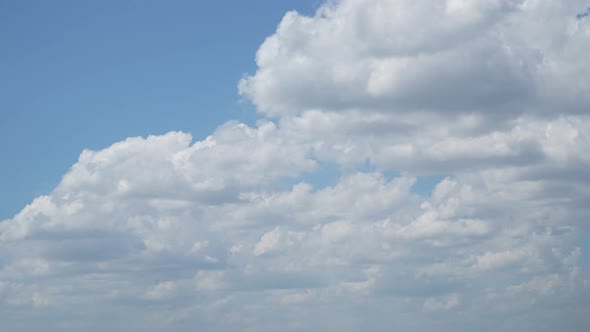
xmin=2 ymin=1 xmax=590 ymax=331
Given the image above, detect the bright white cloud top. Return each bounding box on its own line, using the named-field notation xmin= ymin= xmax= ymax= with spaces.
xmin=2 ymin=0 xmax=590 ymax=331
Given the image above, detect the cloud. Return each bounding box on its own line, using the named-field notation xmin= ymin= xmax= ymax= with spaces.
xmin=240 ymin=0 xmax=589 ymax=119
xmin=423 ymin=293 xmax=461 ymax=311
xmin=2 ymin=0 xmax=590 ymax=331
xmin=577 ymin=7 xmax=590 ymax=19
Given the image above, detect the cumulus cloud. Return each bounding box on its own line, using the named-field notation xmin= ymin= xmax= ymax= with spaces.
xmin=240 ymin=0 xmax=589 ymax=119
xmin=2 ymin=0 xmax=590 ymax=331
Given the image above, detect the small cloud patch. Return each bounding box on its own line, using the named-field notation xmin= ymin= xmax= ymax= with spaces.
xmin=577 ymin=7 xmax=590 ymax=19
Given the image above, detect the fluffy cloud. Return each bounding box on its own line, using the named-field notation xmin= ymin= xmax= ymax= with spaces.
xmin=2 ymin=0 xmax=590 ymax=331
xmin=240 ymin=0 xmax=589 ymax=119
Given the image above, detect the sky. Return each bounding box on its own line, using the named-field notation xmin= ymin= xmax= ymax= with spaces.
xmin=1 ymin=1 xmax=590 ymax=331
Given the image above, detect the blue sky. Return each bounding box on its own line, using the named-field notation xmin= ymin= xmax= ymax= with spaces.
xmin=0 ymin=0 xmax=319 ymax=220
xmin=1 ymin=1 xmax=590 ymax=331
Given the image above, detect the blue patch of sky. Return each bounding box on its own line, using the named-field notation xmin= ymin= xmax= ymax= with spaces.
xmin=285 ymin=161 xmax=343 ymax=191
xmin=381 ymin=170 xmax=402 ymax=181
xmin=358 ymin=159 xmax=401 ymax=180
xmin=411 ymin=174 xmax=447 ymax=196
xmin=364 ymin=159 xmax=446 ymax=197
xmin=0 ymin=0 xmax=321 ymax=220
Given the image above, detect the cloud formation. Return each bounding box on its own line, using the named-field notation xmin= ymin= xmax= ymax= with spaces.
xmin=2 ymin=0 xmax=590 ymax=331
xmin=577 ymin=7 xmax=590 ymax=19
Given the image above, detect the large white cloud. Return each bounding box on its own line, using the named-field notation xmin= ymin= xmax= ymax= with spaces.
xmin=240 ymin=0 xmax=589 ymax=119
xmin=2 ymin=0 xmax=590 ymax=331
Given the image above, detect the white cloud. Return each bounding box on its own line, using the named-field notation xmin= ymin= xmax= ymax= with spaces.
xmin=195 ymin=271 xmax=226 ymax=292
xmin=145 ymin=281 xmax=177 ymax=300
xmin=254 ymin=227 xmax=282 ymax=256
xmin=472 ymin=249 xmax=529 ymax=271
xmin=423 ymin=293 xmax=461 ymax=311
xmin=243 ymin=0 xmax=522 ymax=116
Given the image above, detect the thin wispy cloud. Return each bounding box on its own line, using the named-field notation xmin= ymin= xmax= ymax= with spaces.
xmin=577 ymin=6 xmax=590 ymax=19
